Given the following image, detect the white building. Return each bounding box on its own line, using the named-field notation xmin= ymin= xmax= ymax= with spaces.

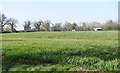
xmin=93 ymin=27 xmax=102 ymax=31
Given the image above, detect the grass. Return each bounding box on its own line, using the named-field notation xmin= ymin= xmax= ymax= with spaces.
xmin=2 ymin=31 xmax=119 ymax=71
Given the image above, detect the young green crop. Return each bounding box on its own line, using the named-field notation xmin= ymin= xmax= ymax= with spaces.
xmin=2 ymin=31 xmax=119 ymax=71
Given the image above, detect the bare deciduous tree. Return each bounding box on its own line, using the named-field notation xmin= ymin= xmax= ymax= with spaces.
xmin=34 ymin=20 xmax=43 ymax=31
xmin=23 ymin=21 xmax=32 ymax=31
xmin=63 ymin=22 xmax=72 ymax=31
xmin=8 ymin=18 xmax=18 ymax=32
xmin=0 ymin=14 xmax=10 ymax=32
xmin=51 ymin=23 xmax=62 ymax=31
xmin=43 ymin=20 xmax=51 ymax=31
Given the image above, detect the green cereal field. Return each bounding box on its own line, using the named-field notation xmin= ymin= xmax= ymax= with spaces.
xmin=2 ymin=31 xmax=119 ymax=71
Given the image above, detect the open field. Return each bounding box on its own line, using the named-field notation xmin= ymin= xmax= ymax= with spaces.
xmin=2 ymin=31 xmax=119 ymax=71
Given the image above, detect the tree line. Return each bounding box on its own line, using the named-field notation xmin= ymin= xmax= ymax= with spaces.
xmin=0 ymin=14 xmax=118 ymax=33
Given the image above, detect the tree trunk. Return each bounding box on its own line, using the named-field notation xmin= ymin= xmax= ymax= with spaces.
xmin=1 ymin=27 xmax=3 ymax=32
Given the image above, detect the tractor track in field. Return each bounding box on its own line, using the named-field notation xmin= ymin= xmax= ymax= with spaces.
xmin=68 ymin=66 xmax=98 ymax=71
xmin=37 ymin=63 xmax=98 ymax=71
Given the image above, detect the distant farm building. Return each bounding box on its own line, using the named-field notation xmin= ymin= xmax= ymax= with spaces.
xmin=93 ymin=27 xmax=102 ymax=31
xmin=72 ymin=29 xmax=76 ymax=31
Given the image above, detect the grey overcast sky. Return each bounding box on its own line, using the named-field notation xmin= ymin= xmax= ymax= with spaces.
xmin=1 ymin=2 xmax=118 ymax=30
